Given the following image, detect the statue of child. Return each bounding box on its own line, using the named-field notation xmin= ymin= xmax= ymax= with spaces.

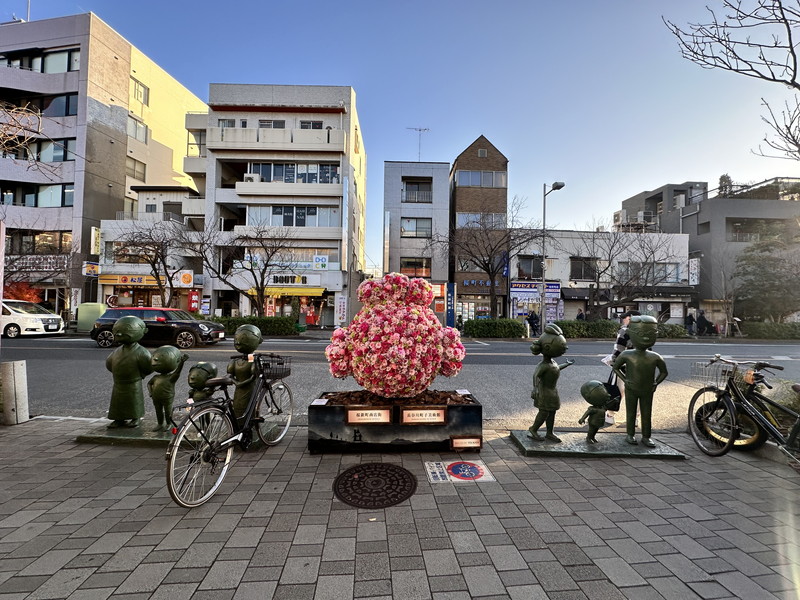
xmin=612 ymin=315 xmax=668 ymax=447
xmin=578 ymin=380 xmax=611 ymax=444
xmin=528 ymin=323 xmax=574 ymax=443
xmin=227 ymin=324 xmax=263 ymax=420
xmin=106 ymin=316 xmax=153 ymax=428
xmin=187 ymin=361 xmax=218 ymax=403
xmin=147 ymin=346 xmax=189 ymax=431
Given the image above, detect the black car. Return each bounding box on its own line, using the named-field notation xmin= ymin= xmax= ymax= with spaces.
xmin=90 ymin=307 xmax=226 ymax=349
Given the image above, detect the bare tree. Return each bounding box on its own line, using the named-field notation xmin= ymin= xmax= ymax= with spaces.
xmin=565 ymin=224 xmax=685 ymax=320
xmin=0 ymin=101 xmax=67 ymax=178
xmin=664 ymin=1 xmax=800 ymax=160
xmin=428 ymin=196 xmax=542 ymax=319
xmin=186 ymin=224 xmax=298 ymax=317
xmin=106 ymin=219 xmax=191 ymax=307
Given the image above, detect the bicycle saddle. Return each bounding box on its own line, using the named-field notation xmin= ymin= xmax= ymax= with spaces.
xmin=206 ymin=376 xmax=235 ymax=388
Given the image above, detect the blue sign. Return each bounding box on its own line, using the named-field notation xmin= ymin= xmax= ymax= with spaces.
xmin=446 ymin=282 xmax=456 ymax=327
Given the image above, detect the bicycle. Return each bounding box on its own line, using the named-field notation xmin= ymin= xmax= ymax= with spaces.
xmin=688 ymin=354 xmax=800 ymax=460
xmin=165 ymin=352 xmax=293 ymax=508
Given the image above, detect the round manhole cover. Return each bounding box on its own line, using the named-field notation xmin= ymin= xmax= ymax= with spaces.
xmin=332 ymin=462 xmax=417 ymax=509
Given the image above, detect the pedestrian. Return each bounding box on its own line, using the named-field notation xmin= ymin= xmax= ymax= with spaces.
xmin=526 ymin=311 xmax=540 ymax=337
xmin=576 ymin=308 xmax=585 ymax=321
xmin=696 ymin=310 xmax=712 ymax=336
xmin=602 ymin=310 xmax=641 ymax=426
xmin=684 ymin=311 xmax=695 ymax=335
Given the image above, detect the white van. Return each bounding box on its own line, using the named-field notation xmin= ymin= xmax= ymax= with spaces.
xmin=1 ymin=299 xmax=64 ymax=338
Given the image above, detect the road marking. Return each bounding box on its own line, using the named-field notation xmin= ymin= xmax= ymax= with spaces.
xmin=473 ymin=340 xmax=490 ymax=346
xmin=772 ymin=356 xmax=792 ymax=360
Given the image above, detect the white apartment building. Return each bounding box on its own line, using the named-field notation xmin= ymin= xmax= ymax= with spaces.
xmin=0 ymin=13 xmax=205 ymax=315
xmin=186 ymin=84 xmax=367 ymax=325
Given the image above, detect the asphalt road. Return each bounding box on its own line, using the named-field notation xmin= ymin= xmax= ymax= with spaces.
xmin=2 ymin=335 xmax=799 ymax=433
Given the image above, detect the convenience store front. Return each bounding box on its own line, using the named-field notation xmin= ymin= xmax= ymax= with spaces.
xmin=99 ymin=273 xmax=200 ymax=311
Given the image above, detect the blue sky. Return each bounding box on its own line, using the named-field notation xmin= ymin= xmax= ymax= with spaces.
xmin=6 ymin=0 xmax=795 ymax=271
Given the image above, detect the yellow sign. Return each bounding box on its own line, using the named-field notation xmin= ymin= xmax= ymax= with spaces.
xmin=99 ymin=274 xmax=160 ymax=286
xmin=346 ymin=408 xmax=391 ymax=424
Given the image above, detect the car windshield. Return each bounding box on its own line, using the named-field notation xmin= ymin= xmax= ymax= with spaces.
xmin=5 ymin=301 xmax=55 ymax=315
xmin=165 ymin=310 xmax=197 ymax=321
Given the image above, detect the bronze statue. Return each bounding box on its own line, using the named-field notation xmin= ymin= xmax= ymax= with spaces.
xmin=187 ymin=362 xmax=218 ymax=403
xmin=579 ymin=380 xmax=611 ymax=444
xmin=612 ymin=315 xmax=668 ymax=447
xmin=227 ymin=324 xmax=263 ymax=420
xmin=528 ymin=324 xmax=574 ymax=443
xmin=105 ymin=316 xmax=153 ymax=428
xmin=147 ymin=346 xmax=188 ymax=431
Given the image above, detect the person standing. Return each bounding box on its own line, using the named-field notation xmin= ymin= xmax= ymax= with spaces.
xmin=526 ymin=310 xmax=540 ymax=337
xmin=696 ymin=310 xmax=711 ymax=336
xmin=603 ymin=310 xmax=640 ymax=425
xmin=684 ymin=311 xmax=695 ymax=335
xmin=576 ymin=308 xmax=585 ymax=321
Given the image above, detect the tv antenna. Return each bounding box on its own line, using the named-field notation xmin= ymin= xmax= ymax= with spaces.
xmin=406 ymin=127 xmax=429 ymax=161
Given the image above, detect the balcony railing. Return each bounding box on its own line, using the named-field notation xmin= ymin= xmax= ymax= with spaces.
xmin=115 ymin=211 xmax=185 ymax=224
xmin=401 ymin=190 xmax=433 ymax=203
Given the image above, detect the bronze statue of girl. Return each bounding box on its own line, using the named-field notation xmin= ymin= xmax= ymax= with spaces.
xmin=528 ymin=323 xmax=574 ymax=443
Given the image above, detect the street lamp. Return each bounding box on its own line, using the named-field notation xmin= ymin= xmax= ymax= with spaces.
xmin=540 ymin=181 xmax=565 ymax=331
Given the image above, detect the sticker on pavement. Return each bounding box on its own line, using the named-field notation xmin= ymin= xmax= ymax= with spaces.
xmin=424 ymin=460 xmax=495 ymax=483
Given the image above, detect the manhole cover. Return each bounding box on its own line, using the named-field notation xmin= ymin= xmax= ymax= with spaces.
xmin=332 ymin=462 xmax=417 ymax=509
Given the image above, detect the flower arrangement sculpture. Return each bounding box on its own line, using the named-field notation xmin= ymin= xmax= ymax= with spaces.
xmin=325 ymin=273 xmax=466 ymax=397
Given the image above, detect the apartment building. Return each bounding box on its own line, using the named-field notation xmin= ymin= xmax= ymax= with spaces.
xmin=185 ymin=84 xmax=367 ymax=325
xmin=0 ymin=13 xmax=206 ymax=314
xmin=615 ymin=178 xmax=800 ymax=322
xmin=449 ymin=136 xmax=509 ymax=320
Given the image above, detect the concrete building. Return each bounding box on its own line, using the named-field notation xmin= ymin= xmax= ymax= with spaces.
xmin=0 ymin=13 xmax=205 ymax=315
xmin=449 ymin=136 xmax=509 ymax=320
xmin=185 ymin=84 xmax=367 ymax=325
xmin=383 ymin=161 xmax=450 ymax=317
xmin=510 ymin=229 xmax=691 ymax=324
xmin=615 ymin=178 xmax=800 ymax=325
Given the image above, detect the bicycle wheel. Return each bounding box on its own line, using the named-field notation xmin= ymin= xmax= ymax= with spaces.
xmin=166 ymin=405 xmax=234 ymax=508
xmin=688 ymin=386 xmax=738 ymax=456
xmin=731 ymin=402 xmax=769 ymax=451
xmin=255 ymin=382 xmax=293 ymax=446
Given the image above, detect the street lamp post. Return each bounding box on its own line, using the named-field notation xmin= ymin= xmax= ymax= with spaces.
xmin=540 ymin=181 xmax=565 ymax=331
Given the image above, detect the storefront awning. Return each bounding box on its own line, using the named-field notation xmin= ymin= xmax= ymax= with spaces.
xmin=261 ymin=287 xmax=326 ymax=297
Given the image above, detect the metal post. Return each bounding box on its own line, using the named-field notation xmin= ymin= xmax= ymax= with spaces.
xmin=540 ymin=183 xmax=547 ymax=330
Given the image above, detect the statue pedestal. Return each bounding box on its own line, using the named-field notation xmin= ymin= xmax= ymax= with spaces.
xmin=308 ymin=391 xmax=482 ymax=454
xmin=510 ymin=430 xmax=687 ymax=459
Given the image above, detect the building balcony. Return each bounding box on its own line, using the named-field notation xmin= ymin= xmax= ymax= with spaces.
xmin=0 ymin=111 xmax=76 ymax=140
xmin=182 ymin=196 xmax=206 ymax=216
xmin=185 ymin=112 xmax=208 ymax=130
xmin=0 ymin=205 xmax=72 ymax=228
xmin=401 ymin=190 xmax=433 ymax=203
xmin=0 ymin=156 xmax=74 ymax=183
xmin=0 ymin=64 xmax=79 ymax=95
xmin=234 ymin=180 xmax=342 ymax=197
xmin=182 ymin=155 xmax=206 ymax=174
xmin=206 ymin=127 xmax=346 ymax=152
xmin=114 ymin=211 xmax=186 ymax=223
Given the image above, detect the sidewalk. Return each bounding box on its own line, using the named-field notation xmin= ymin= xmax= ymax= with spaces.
xmin=1 ymin=418 xmax=798 ymax=599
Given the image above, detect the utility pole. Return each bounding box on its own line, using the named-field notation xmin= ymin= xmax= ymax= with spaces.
xmin=406 ymin=127 xmax=429 ymax=161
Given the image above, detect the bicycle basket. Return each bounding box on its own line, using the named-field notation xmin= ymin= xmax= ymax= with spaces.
xmin=690 ymin=361 xmax=736 ymax=388
xmin=260 ymin=355 xmax=291 ymax=379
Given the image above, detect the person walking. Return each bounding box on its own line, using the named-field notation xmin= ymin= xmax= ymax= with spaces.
xmin=696 ymin=310 xmax=711 ymax=336
xmin=684 ymin=311 xmax=695 ymax=335
xmin=602 ymin=310 xmax=640 ymax=425
xmin=576 ymin=308 xmax=585 ymax=321
xmin=526 ymin=311 xmax=540 ymax=337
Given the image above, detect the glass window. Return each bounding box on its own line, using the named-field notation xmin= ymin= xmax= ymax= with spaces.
xmin=188 ymin=130 xmax=206 ymax=156
xmin=517 ymin=256 xmax=543 ymax=279
xmin=300 ymin=121 xmax=323 ymax=129
xmin=43 ymin=51 xmax=68 ymax=73
xmin=126 ymin=157 xmax=146 ymax=181
xmin=258 ymin=120 xmax=285 ymax=128
xmin=271 ymin=206 xmax=283 ymax=227
xmin=63 ymin=184 xmax=74 ymax=207
xmin=282 ymin=206 xmax=294 ymax=226
xmin=37 ymin=184 xmax=62 ymax=207
xmin=131 ymin=78 xmax=149 ymax=105
xmin=482 ymin=171 xmax=494 ymax=187
xmin=570 ymin=257 xmax=597 ymax=280
xmin=218 ymin=119 xmax=235 ymax=128
xmin=400 ymin=218 xmax=432 ymax=238
xmin=319 ymin=164 xmax=340 ymax=183
xmin=145 ymin=204 xmax=157 ymax=213
xmin=295 ymin=207 xmax=306 ymax=227
xmin=305 ymin=207 xmax=317 ymax=227
xmin=127 ymin=116 xmax=147 ymax=143
xmin=400 ymin=257 xmax=431 ymax=277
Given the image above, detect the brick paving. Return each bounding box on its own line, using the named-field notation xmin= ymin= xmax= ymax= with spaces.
xmin=0 ymin=418 xmax=799 ymax=599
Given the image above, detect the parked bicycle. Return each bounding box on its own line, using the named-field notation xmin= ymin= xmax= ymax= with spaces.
xmin=165 ymin=352 xmax=293 ymax=508
xmin=688 ymin=354 xmax=800 ymax=460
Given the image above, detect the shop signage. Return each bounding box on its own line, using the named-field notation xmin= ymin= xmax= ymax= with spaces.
xmin=188 ymin=290 xmax=200 ymax=311
xmin=82 ymin=261 xmax=100 ymax=277
xmin=446 ymin=283 xmax=456 ymax=327
xmin=461 ymin=279 xmax=500 ymax=288
xmin=313 ymin=255 xmax=328 ymax=270
xmin=346 ymin=408 xmax=391 ymax=424
xmin=99 ymin=274 xmax=160 ymax=286
xmin=450 ymin=437 xmax=483 ymax=450
xmin=171 ymin=270 xmax=194 ymax=288
xmin=271 ymin=273 xmax=322 ymax=286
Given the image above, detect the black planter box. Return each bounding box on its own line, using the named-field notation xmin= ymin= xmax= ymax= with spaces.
xmin=308 ymin=392 xmax=482 ymax=454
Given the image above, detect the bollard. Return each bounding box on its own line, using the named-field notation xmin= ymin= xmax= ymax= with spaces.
xmin=1 ymin=360 xmax=29 ymax=425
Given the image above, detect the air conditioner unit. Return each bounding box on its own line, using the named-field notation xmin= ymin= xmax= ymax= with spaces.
xmin=243 ymin=173 xmax=260 ymax=183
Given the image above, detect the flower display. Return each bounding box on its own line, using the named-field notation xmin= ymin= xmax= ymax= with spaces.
xmin=325 ymin=273 xmax=466 ymax=397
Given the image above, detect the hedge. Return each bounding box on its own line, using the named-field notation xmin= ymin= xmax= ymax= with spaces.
xmin=740 ymin=321 xmax=800 ymax=340
xmin=208 ymin=315 xmax=298 ymax=336
xmin=552 ymin=319 xmax=688 ymax=339
xmin=463 ymin=318 xmax=526 ymax=338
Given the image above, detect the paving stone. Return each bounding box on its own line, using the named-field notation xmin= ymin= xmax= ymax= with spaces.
xmin=353 ymin=578 xmax=392 ymax=597
xmin=462 ymin=565 xmax=506 ymax=597
xmin=392 ymin=569 xmax=432 ymax=599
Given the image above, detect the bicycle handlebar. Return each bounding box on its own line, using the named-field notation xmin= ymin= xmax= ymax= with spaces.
xmin=229 ymin=352 xmax=287 ymax=360
xmin=708 ymin=354 xmax=785 ymax=372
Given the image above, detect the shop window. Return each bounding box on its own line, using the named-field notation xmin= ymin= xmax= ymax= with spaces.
xmin=400 ymin=257 xmax=431 ymax=277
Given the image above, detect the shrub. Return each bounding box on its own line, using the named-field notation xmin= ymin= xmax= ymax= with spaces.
xmin=657 ymin=323 xmax=689 ymax=339
xmin=209 ymin=315 xmax=297 ymax=336
xmin=464 ymin=318 xmax=526 ymax=338
xmin=554 ymin=319 xmax=619 ymax=339
xmin=740 ymin=321 xmax=800 ymax=339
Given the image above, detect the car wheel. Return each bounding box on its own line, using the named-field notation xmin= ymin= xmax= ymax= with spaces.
xmin=3 ymin=323 xmax=21 ymax=338
xmin=175 ymin=330 xmax=197 ymax=349
xmin=96 ymin=330 xmax=116 ymax=348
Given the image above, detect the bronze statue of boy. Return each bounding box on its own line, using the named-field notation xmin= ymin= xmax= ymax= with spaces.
xmin=228 ymin=324 xmax=263 ymax=420
xmin=106 ymin=316 xmax=153 ymax=428
xmin=578 ymin=380 xmax=611 ymax=444
xmin=528 ymin=323 xmax=574 ymax=443
xmin=187 ymin=361 xmax=218 ymax=403
xmin=612 ymin=315 xmax=668 ymax=447
xmin=147 ymin=346 xmax=189 ymax=431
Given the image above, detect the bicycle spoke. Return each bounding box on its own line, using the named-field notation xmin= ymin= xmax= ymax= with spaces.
xmin=255 ymin=383 xmax=293 ymax=446
xmin=688 ymin=387 xmax=737 ymax=456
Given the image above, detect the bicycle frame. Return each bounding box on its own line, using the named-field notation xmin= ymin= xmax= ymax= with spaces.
xmin=727 ymin=381 xmax=800 ymax=447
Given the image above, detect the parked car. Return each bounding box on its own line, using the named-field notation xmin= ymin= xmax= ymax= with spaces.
xmin=1 ymin=299 xmax=65 ymax=338
xmin=90 ymin=307 xmax=226 ymax=349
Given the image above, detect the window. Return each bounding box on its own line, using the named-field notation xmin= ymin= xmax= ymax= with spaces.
xmin=455 ymin=170 xmax=507 ymax=188
xmin=240 ymin=120 xmax=247 ymax=128
xmin=400 ymin=217 xmax=432 ymax=238
xmin=319 ymin=163 xmax=340 ymax=184
xmin=38 ymin=94 xmax=78 ymax=117
xmin=218 ymin=119 xmax=235 ymax=128
xmin=300 ymin=121 xmax=323 ymax=129
xmin=187 ymin=130 xmax=206 ymax=156
xmin=145 ymin=204 xmax=157 ymax=213
xmin=478 ymin=148 xmax=487 ymax=157
xmin=456 ymin=213 xmax=506 ymax=229
xmin=402 ymin=179 xmax=432 ymax=203
xmin=126 ymin=157 xmax=146 ymax=181
xmin=570 ymin=257 xmax=597 ymax=280
xmin=258 ymin=120 xmax=285 ymax=128
xmin=131 ymin=78 xmax=149 ymax=105
xmin=251 ymin=162 xmax=296 ymax=183
xmin=30 ymin=138 xmax=76 ymax=162
xmin=42 ymin=49 xmax=80 ymax=73
xmin=517 ymin=255 xmax=543 ymax=280
xmin=36 ymin=183 xmax=73 ymax=207
xmin=5 ymin=231 xmax=71 ymax=254
xmin=400 ymin=257 xmax=431 ymax=277
xmin=127 ymin=116 xmax=148 ymax=143
xmin=617 ymin=262 xmax=679 ymax=284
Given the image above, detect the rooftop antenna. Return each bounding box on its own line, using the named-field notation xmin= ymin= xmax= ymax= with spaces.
xmin=406 ymin=127 xmax=429 ymax=161
xmin=27 ymin=0 xmax=30 ymax=21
